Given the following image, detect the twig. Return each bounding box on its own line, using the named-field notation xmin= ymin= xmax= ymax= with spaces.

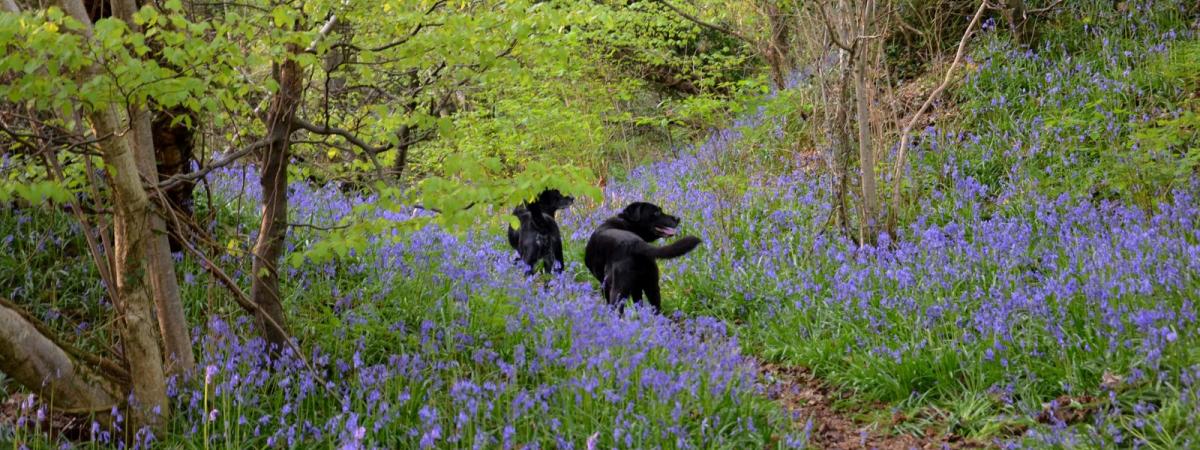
xmin=40 ymin=151 xmax=120 ymax=306
xmin=887 ymin=0 xmax=989 ymax=233
xmin=292 ymin=116 xmax=392 ymax=179
xmin=1029 ymin=0 xmax=1064 ymax=14
xmin=288 ymin=222 xmax=351 ymax=231
xmin=146 ymin=183 xmax=337 ymax=397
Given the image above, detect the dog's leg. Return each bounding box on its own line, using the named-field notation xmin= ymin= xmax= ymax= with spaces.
xmin=552 ymin=239 xmax=565 ymax=273
xmin=644 ymin=283 xmax=662 ymax=314
xmin=608 ymin=284 xmax=625 ymax=313
xmin=601 ymin=273 xmax=613 ymax=304
xmin=520 ymin=251 xmax=539 ymax=276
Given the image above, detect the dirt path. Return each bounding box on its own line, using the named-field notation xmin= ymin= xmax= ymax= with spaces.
xmin=760 ymin=363 xmax=989 ymax=450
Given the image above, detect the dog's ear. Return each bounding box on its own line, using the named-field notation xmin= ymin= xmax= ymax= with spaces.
xmin=537 ymin=189 xmax=561 ymax=204
xmin=513 ymin=205 xmax=532 ymax=219
xmin=620 ymin=202 xmax=649 ymax=222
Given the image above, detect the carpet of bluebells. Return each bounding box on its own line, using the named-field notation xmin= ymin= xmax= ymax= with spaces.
xmin=3 ymin=1 xmax=1200 ymax=449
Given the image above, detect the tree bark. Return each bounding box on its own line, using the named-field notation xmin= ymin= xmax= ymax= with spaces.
xmin=758 ymin=0 xmax=792 ymax=90
xmin=854 ymin=0 xmax=879 ymax=244
xmin=93 ymin=105 xmax=171 ymax=434
xmin=395 ymin=123 xmax=412 ymax=176
xmin=58 ymin=0 xmax=170 ymax=434
xmin=249 ymin=50 xmax=303 ymax=353
xmin=831 ymin=58 xmax=855 ymax=240
xmin=394 ymin=71 xmax=421 ymax=178
xmin=110 ymin=0 xmax=195 ymax=377
xmin=152 ymin=107 xmax=198 ymax=254
xmin=0 ymin=301 xmax=122 ymax=417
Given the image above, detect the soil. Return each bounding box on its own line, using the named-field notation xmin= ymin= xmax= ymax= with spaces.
xmin=760 ymin=363 xmax=991 ymax=450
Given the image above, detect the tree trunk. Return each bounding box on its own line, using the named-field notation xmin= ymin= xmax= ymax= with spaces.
xmin=394 ymin=71 xmax=421 ymax=178
xmin=854 ymin=0 xmax=879 ymax=245
xmin=0 ymin=301 xmax=122 ymax=417
xmin=58 ymin=0 xmax=170 ymax=434
xmin=249 ymin=51 xmax=303 ymax=353
xmin=93 ymin=105 xmax=171 ymax=434
xmin=152 ymin=106 xmax=198 ymax=254
xmin=831 ymin=52 xmax=856 ymax=240
xmin=108 ymin=0 xmax=195 ymax=377
xmin=758 ymin=0 xmax=792 ymax=90
xmin=394 ymin=123 xmax=412 ymax=177
xmin=1001 ymin=0 xmax=1030 ymax=46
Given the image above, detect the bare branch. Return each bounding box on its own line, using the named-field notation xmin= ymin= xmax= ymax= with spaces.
xmin=1029 ymin=0 xmax=1064 ymax=14
xmin=329 ymin=1 xmax=446 ymax=53
xmin=146 ymin=184 xmax=338 ymax=398
xmin=814 ymin=1 xmax=854 ymax=52
xmin=289 ymin=222 xmax=351 ymax=231
xmin=888 ymin=0 xmax=989 ymax=232
xmin=157 ymin=138 xmax=270 ymax=190
xmin=39 ymin=148 xmax=121 ymax=307
xmin=292 ymin=116 xmax=392 ymax=154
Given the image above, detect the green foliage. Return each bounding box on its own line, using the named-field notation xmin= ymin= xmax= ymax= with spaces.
xmin=411 ymin=62 xmax=611 ymax=176
xmin=419 ymin=156 xmax=601 ymax=229
xmin=943 ymin=3 xmax=1196 ymax=208
xmin=579 ymin=0 xmax=753 ymax=96
xmin=1121 ymin=109 xmax=1200 ymax=197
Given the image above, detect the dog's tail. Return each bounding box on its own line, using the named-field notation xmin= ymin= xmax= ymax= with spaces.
xmin=638 ymin=236 xmax=701 ymax=259
xmin=507 ymin=225 xmax=519 ymax=250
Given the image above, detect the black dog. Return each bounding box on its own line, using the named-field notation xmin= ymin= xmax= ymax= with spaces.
xmin=584 ymin=202 xmax=701 ymax=312
xmin=507 ymin=189 xmax=574 ymax=274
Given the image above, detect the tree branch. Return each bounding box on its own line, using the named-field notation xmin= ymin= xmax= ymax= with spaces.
xmin=292 ymin=116 xmax=392 ymax=154
xmin=655 ymin=0 xmax=752 ymax=45
xmin=1029 ymin=0 xmax=1064 ymax=14
xmin=304 ymin=13 xmax=341 ymax=53
xmin=329 ymin=1 xmax=446 ymax=53
xmin=157 ymin=138 xmax=270 ymax=190
xmin=145 ymin=183 xmax=338 ymax=398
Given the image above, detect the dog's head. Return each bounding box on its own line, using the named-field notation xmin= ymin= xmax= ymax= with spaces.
xmin=531 ymin=189 xmax=574 ymax=214
xmin=617 ymin=202 xmax=681 ymax=242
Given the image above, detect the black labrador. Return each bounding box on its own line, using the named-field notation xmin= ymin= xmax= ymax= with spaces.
xmin=507 ymin=189 xmax=574 ymax=274
xmin=584 ymin=202 xmax=701 ymax=312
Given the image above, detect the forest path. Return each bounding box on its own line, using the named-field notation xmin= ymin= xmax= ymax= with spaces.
xmin=759 ymin=362 xmax=991 ymax=449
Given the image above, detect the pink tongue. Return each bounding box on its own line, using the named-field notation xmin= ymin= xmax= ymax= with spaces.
xmin=658 ymin=227 xmax=677 ymax=237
